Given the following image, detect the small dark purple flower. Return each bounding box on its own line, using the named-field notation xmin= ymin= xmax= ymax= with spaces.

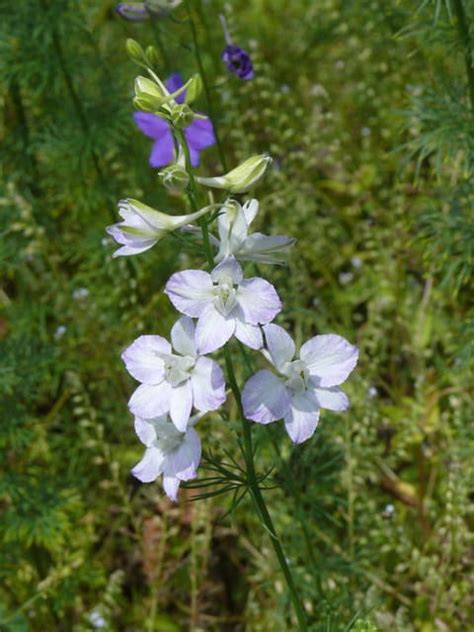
xmin=133 ymin=73 xmax=215 ymax=168
xmin=221 ymin=44 xmax=254 ymax=81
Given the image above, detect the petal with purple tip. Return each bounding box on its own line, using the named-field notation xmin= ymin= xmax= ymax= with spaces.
xmin=122 ymin=335 xmax=171 ymax=384
xmin=165 ymin=269 xmax=214 ymax=317
xmin=128 ymin=382 xmax=171 ymax=418
xmin=283 ymin=391 xmax=320 ymax=444
xmin=237 ymin=278 xmax=281 ymax=324
xmin=132 ymin=446 xmax=164 ymax=483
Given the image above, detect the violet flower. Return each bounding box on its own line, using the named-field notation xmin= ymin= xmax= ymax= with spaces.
xmin=115 ymin=0 xmax=182 ymax=21
xmin=164 ymin=257 xmax=281 ymax=354
xmin=122 ymin=316 xmax=226 ymax=431
xmin=219 ymin=15 xmax=254 ymax=80
xmin=131 ymin=413 xmax=201 ymax=501
xmin=242 ymin=324 xmax=358 ymax=444
xmin=133 ymin=73 xmax=215 ymax=168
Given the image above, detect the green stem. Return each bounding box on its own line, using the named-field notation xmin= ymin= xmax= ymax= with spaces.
xmin=224 ymin=351 xmax=308 ymax=631
xmin=184 ymin=0 xmax=228 ymax=171
xmin=452 ymin=0 xmax=474 ymax=111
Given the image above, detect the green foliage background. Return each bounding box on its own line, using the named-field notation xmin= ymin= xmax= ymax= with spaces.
xmin=1 ymin=0 xmax=472 ymax=630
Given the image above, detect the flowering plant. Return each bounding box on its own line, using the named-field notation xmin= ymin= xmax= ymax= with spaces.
xmin=107 ymin=32 xmax=358 ymax=630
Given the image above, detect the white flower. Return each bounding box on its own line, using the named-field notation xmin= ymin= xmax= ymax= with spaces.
xmin=214 ymin=199 xmax=295 ymax=265
xmin=164 ymin=257 xmax=282 ymax=354
xmin=131 ymin=414 xmax=201 ymax=501
xmin=106 ymin=199 xmax=216 ymax=257
xmin=122 ymin=316 xmax=226 ymax=431
xmin=242 ymin=324 xmax=358 ymax=444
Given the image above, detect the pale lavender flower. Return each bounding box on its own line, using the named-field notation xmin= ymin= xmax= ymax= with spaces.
xmin=134 ymin=73 xmax=215 ymax=168
xmin=242 ymin=324 xmax=358 ymax=444
xmin=214 ymin=199 xmax=295 ymax=265
xmin=131 ymin=413 xmax=201 ymax=501
xmin=165 ymin=257 xmax=281 ymax=354
xmin=122 ymin=316 xmax=226 ymax=431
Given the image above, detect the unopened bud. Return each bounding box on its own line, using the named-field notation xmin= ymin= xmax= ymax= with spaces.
xmin=184 ymin=74 xmax=203 ymax=104
xmin=126 ymin=39 xmax=145 ymax=64
xmin=195 ymin=154 xmax=272 ymax=193
xmin=159 ymin=164 xmax=189 ymax=194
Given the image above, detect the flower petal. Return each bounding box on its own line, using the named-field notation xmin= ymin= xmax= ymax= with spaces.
xmin=169 ymin=380 xmax=193 ymax=432
xmin=211 ymin=256 xmax=243 ymax=284
xmin=283 ymin=391 xmax=320 ymax=444
xmin=134 ymin=416 xmax=162 ymax=447
xmin=149 ymin=134 xmax=175 ymax=168
xmin=263 ymin=324 xmax=295 ymax=371
xmin=234 ymin=321 xmax=263 ymax=349
xmin=165 ymin=269 xmax=214 ymax=317
xmin=163 ymin=426 xmax=201 ymax=481
xmin=195 ymin=304 xmax=235 ymax=354
xmin=133 ymin=112 xmax=169 ymax=139
xmin=122 ymin=335 xmax=171 ymax=384
xmin=190 ymin=356 xmax=226 ymax=411
xmin=239 ymin=233 xmax=295 ymax=265
xmin=237 ymin=278 xmax=282 ymax=324
xmin=242 ymin=198 xmax=259 ymax=226
xmin=163 ymin=475 xmax=181 ymax=501
xmin=128 ymin=382 xmax=171 ymax=418
xmin=131 ymin=446 xmax=164 ymax=483
xmin=300 ymin=334 xmax=359 ymax=387
xmin=171 ymin=316 xmax=197 ymax=357
xmin=242 ymin=370 xmax=291 ymax=423
xmin=185 ymin=117 xmax=215 ymax=150
xmin=312 ymin=386 xmax=349 ymax=411
xmin=165 ymin=73 xmax=185 ymax=102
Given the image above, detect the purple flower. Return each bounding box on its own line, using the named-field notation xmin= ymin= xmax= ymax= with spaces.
xmin=115 ymin=2 xmax=149 ymax=21
xmin=221 ymin=45 xmax=254 ymax=81
xmin=131 ymin=414 xmax=201 ymax=501
xmin=164 ymin=257 xmax=282 ymax=354
xmin=122 ymin=316 xmax=226 ymax=431
xmin=133 ymin=73 xmax=215 ymax=168
xmin=242 ymin=324 xmax=358 ymax=444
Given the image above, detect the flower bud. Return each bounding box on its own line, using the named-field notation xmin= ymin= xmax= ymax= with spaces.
xmin=145 ymin=45 xmax=160 ymax=68
xmin=184 ymin=74 xmax=203 ymax=104
xmin=134 ymin=75 xmax=167 ymax=111
xmin=195 ymin=155 xmax=272 ymax=193
xmin=126 ymin=39 xmax=145 ymax=63
xmin=159 ymin=164 xmax=189 ymax=194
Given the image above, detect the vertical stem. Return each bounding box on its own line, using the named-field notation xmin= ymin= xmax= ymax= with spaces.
xmin=176 ymin=127 xmax=307 ymax=630
xmin=452 ymin=0 xmax=474 ymax=110
xmin=184 ymin=0 xmax=228 ymax=171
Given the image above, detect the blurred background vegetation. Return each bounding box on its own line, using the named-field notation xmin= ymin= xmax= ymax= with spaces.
xmin=1 ymin=0 xmax=473 ymax=630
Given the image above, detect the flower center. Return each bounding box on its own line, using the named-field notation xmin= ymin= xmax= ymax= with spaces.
xmin=281 ymin=360 xmax=309 ymax=393
xmin=163 ymin=354 xmax=195 ymax=387
xmin=154 ymin=421 xmax=184 ymax=453
xmin=213 ymin=277 xmax=238 ymax=316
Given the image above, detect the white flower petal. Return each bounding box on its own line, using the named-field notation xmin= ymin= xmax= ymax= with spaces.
xmin=312 ymin=386 xmax=349 ymax=411
xmin=171 ymin=315 xmax=197 ymax=357
xmin=134 ymin=416 xmax=163 ymax=447
xmin=242 ymin=198 xmax=259 ymax=226
xmin=211 ymin=256 xmax=243 ymax=284
xmin=165 ymin=269 xmax=214 ymax=317
xmin=190 ymin=357 xmax=226 ymax=412
xmin=263 ymin=324 xmax=295 ymax=370
xmin=195 ymin=304 xmax=235 ymax=354
xmin=284 ymin=391 xmax=320 ymax=444
xmin=169 ymin=380 xmax=193 ymax=432
xmin=239 ymin=233 xmax=295 ymax=265
xmin=242 ymin=370 xmax=291 ymax=423
xmin=163 ymin=475 xmax=181 ymax=501
xmin=234 ymin=321 xmax=263 ymax=350
xmin=300 ymin=334 xmax=358 ymax=387
xmin=131 ymin=446 xmax=164 ymax=483
xmin=122 ymin=335 xmax=171 ymax=384
xmin=237 ymin=278 xmax=282 ymax=325
xmin=128 ymin=382 xmax=171 ymax=418
xmin=164 ymin=427 xmax=201 ymax=481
